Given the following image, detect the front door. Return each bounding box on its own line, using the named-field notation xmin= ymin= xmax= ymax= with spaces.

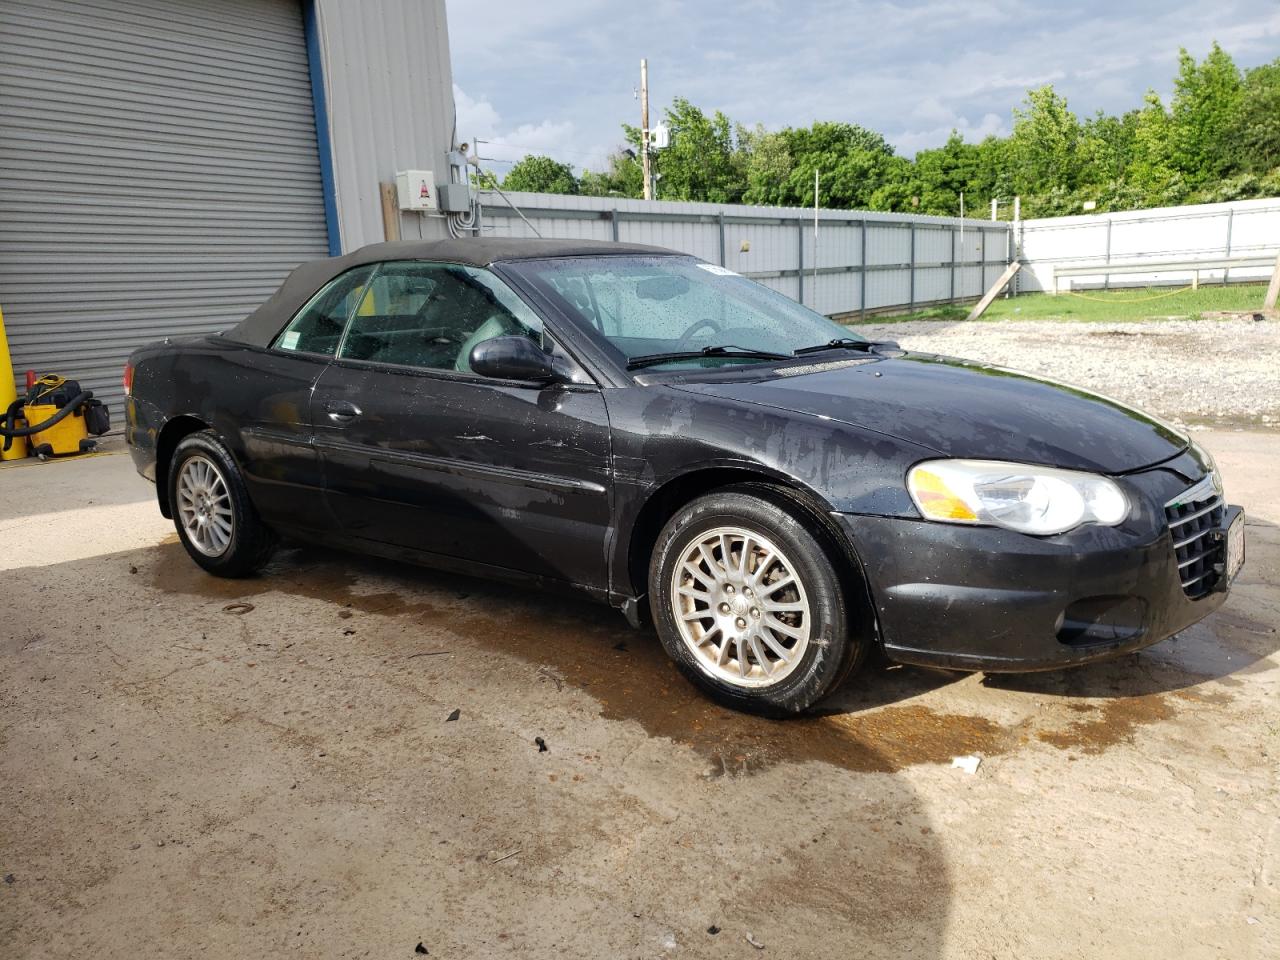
xmin=312 ymin=260 xmax=613 ymax=591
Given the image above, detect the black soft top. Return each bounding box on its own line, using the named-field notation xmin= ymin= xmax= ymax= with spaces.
xmin=223 ymin=237 xmax=679 ymax=348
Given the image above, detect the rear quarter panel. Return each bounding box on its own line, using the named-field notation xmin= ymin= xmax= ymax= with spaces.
xmin=124 ymin=342 xmax=183 ymax=481
xmin=127 ymin=336 xmax=332 ymax=530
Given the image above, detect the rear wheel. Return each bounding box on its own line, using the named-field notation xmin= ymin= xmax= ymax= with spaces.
xmin=649 ymin=489 xmax=867 ymax=717
xmin=169 ymin=431 xmax=276 ymax=577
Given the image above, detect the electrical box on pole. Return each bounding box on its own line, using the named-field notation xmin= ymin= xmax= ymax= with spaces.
xmin=437 ymin=150 xmax=473 ymax=213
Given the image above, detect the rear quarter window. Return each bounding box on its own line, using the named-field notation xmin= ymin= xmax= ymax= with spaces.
xmin=272 ymin=265 xmax=375 ymax=356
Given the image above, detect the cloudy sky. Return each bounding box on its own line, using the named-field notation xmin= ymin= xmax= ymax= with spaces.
xmin=445 ymin=0 xmax=1280 ymax=175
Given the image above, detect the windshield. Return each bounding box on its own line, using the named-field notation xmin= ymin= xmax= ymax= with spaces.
xmin=505 ymin=256 xmax=862 ymax=371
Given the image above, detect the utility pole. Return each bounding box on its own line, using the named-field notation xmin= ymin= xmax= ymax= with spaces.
xmin=640 ymin=58 xmax=652 ymax=201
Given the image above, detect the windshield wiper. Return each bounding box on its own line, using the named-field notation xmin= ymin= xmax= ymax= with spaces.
xmin=793 ymin=337 xmax=892 ymax=356
xmin=626 ymin=344 xmax=791 ymax=371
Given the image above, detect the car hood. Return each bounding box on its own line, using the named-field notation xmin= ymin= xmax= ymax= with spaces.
xmin=671 ymin=351 xmax=1188 ymax=475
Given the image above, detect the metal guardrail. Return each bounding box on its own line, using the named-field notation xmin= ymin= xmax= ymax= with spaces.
xmin=1051 ymin=254 xmax=1279 ymax=294
xmin=1025 ymin=204 xmax=1280 ymax=232
xmin=1016 ymin=199 xmax=1280 ymax=293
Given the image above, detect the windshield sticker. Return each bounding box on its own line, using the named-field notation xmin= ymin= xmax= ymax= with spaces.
xmin=280 ymin=331 xmax=300 ymax=350
xmin=696 ymin=263 xmax=740 ymax=277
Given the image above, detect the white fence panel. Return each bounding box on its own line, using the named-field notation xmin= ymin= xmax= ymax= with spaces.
xmin=1018 ymin=197 xmax=1280 ymax=292
xmin=477 ymin=191 xmax=1009 ymax=317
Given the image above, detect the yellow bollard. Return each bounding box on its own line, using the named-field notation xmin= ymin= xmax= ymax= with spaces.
xmin=0 ymin=305 xmax=28 ymax=461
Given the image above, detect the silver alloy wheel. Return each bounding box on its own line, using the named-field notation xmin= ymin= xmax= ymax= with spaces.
xmin=176 ymin=454 xmax=234 ymax=557
xmin=670 ymin=525 xmax=811 ymax=688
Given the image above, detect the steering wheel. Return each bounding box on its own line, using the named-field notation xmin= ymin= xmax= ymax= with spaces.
xmin=674 ymin=318 xmax=724 ymax=351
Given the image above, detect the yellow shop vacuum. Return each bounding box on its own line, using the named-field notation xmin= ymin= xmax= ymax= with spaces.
xmin=1 ymin=374 xmax=110 ymax=459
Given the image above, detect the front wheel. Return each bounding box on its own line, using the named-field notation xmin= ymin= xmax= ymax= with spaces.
xmin=169 ymin=430 xmax=276 ymax=577
xmin=648 ymin=489 xmax=867 ymax=717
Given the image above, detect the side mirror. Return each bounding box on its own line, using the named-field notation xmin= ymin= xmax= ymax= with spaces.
xmin=469 ymin=336 xmax=562 ymax=383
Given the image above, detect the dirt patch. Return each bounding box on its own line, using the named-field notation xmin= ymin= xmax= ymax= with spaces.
xmin=151 ymin=540 xmax=1184 ymax=777
xmin=1035 ymin=695 xmax=1175 ymax=754
xmin=1202 ymin=310 xmax=1276 ymax=322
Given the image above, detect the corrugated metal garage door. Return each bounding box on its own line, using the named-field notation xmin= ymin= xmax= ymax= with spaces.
xmin=0 ymin=0 xmax=331 ymax=414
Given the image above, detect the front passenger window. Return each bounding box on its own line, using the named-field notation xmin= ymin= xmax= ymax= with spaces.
xmin=337 ymin=262 xmax=543 ymax=373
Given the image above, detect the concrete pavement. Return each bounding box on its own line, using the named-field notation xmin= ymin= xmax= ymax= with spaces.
xmin=2 ymin=431 xmax=1277 ymax=958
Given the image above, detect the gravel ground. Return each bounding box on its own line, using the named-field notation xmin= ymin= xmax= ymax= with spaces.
xmin=853 ymin=318 xmax=1280 ymax=428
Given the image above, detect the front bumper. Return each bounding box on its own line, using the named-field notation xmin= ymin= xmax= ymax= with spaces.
xmin=837 ymin=454 xmax=1242 ymax=672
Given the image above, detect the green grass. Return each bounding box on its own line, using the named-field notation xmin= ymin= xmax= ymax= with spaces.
xmin=881 ymin=282 xmax=1272 ymax=323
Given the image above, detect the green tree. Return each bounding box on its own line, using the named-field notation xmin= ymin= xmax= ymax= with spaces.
xmin=1168 ymin=43 xmax=1243 ymax=183
xmin=866 ymin=155 xmax=917 ymax=212
xmin=972 ymin=135 xmax=1015 ymax=207
xmin=908 ymin=131 xmax=985 ymax=215
xmin=470 ymin=168 xmax=500 ymax=190
xmin=1009 ymin=85 xmax=1082 ymax=193
xmin=650 ymin=98 xmax=745 ymax=202
xmin=777 ymin=121 xmax=899 ymax=208
xmin=579 ymin=145 xmax=644 ymax=198
xmin=574 ymin=42 xmax=1274 ymax=218
xmin=1128 ymin=90 xmax=1185 ymax=206
xmin=739 ymin=126 xmax=793 ymax=206
xmin=1078 ymin=110 xmax=1137 ymax=187
xmin=1230 ymin=58 xmax=1280 ymax=172
xmin=501 ymin=155 xmax=579 ymax=194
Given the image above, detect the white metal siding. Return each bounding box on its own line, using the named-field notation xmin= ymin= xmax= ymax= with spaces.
xmin=314 ymin=0 xmax=455 ymax=250
xmin=0 ymin=0 xmax=330 ymax=412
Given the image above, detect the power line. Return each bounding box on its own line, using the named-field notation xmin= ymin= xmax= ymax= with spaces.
xmin=469 ymin=139 xmax=609 ymax=162
xmin=491 ymin=143 xmax=604 ymax=159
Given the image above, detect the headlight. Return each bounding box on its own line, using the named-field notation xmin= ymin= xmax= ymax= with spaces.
xmin=906 ymin=459 xmax=1129 ymax=535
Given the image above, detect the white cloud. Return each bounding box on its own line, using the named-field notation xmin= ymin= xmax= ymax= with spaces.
xmin=453 ymin=84 xmax=611 ymax=174
xmin=445 ymin=0 xmax=1280 ymax=173
xmin=911 ymin=97 xmax=960 ymax=126
xmin=452 ymin=85 xmax=501 ymax=139
xmin=892 ymin=113 xmax=1008 ymax=157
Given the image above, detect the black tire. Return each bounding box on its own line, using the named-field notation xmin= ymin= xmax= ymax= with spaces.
xmin=168 ymin=430 xmax=276 ymax=577
xmin=648 ymin=487 xmax=868 ymax=717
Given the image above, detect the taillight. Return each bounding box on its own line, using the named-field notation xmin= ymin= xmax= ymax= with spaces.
xmin=123 ymin=362 xmax=134 ymax=397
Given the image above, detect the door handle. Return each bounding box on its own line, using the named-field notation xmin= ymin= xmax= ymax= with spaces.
xmin=323 ymin=400 xmax=362 ymax=423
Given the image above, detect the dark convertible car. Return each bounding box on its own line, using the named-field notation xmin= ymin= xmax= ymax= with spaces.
xmin=125 ymin=238 xmax=1245 ymax=715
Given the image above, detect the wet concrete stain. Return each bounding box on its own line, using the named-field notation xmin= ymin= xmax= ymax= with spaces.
xmin=148 ymin=540 xmax=1235 ymax=775
xmin=1173 ymin=687 xmax=1234 ymax=706
xmin=1034 ymin=695 xmax=1174 ymax=754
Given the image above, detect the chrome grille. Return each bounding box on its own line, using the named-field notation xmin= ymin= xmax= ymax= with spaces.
xmin=1165 ymin=474 xmax=1225 ymax=600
